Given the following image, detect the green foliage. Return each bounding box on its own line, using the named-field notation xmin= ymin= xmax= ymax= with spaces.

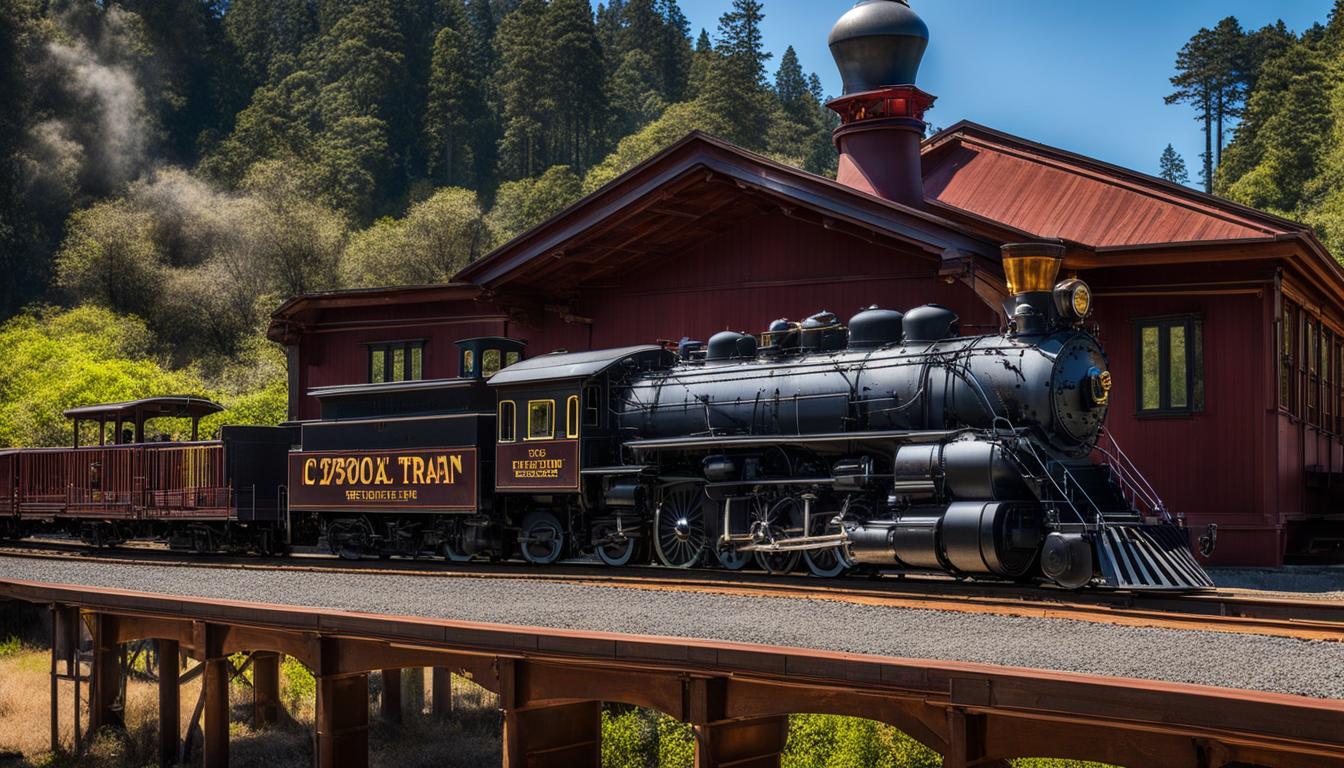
xmin=344 ymin=186 xmax=494 ymax=286
xmin=280 ymin=655 xmax=316 ymax=710
xmin=0 ymin=636 xmax=21 ymax=657
xmin=1158 ymin=143 xmax=1190 ymax=186
xmin=0 ymin=305 xmax=286 ymax=447
xmin=583 ymin=100 xmax=729 ymax=193
xmin=0 ymin=305 xmax=197 ymax=447
xmin=489 ymin=165 xmax=584 ymax=241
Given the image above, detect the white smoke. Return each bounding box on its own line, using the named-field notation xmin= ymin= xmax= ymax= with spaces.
xmin=22 ymin=5 xmax=155 ymax=196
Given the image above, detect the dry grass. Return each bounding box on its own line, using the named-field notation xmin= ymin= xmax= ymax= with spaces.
xmin=0 ymin=644 xmax=502 ymax=768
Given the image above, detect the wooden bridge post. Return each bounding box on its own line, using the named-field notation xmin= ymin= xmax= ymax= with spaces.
xmin=202 ymin=657 xmax=229 ymax=768
xmin=692 ymin=716 xmax=788 ymax=768
xmin=158 ymin=639 xmax=180 ymax=767
xmin=315 ymin=672 xmax=369 ymax=768
xmin=431 ymin=668 xmax=452 ymax=718
xmin=379 ymin=669 xmax=402 ymax=724
xmin=89 ymin=614 xmax=123 ymax=734
xmin=253 ymin=652 xmax=281 ymax=728
xmin=502 ymin=702 xmax=602 ymax=767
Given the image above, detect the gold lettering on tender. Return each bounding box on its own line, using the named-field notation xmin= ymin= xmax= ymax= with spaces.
xmin=398 ymin=456 xmax=413 ymax=483
xmin=413 ymin=456 xmax=427 ymax=484
xmin=304 ymin=458 xmax=317 ymax=486
xmin=375 ymin=457 xmax=392 ymax=485
xmin=451 ymin=454 xmax=463 ymax=479
xmin=424 ymin=457 xmax=438 ymax=484
xmin=436 ymin=455 xmax=451 ymax=484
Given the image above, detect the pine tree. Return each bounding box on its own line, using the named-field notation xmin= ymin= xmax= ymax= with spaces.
xmin=1158 ymin=144 xmax=1190 ymax=186
xmin=1166 ymin=27 xmax=1218 ymax=192
xmin=224 ymin=0 xmax=320 ymax=85
xmin=775 ymin=46 xmax=810 ymax=116
xmin=1208 ymin=17 xmax=1247 ymax=167
xmin=495 ymin=0 xmax=551 ymax=179
xmin=547 ymin=0 xmax=607 ymax=168
xmin=424 ymin=23 xmax=481 ymax=187
xmin=657 ymin=0 xmax=693 ymax=101
xmin=701 ymin=0 xmax=774 ymax=149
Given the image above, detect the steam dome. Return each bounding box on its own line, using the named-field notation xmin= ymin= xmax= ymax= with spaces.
xmin=828 ymin=0 xmax=929 ymax=94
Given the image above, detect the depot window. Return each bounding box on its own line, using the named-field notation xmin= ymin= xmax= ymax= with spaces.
xmin=1136 ymin=316 xmax=1203 ymax=416
xmin=527 ymin=400 xmax=555 ymax=440
xmin=369 ymin=341 xmax=425 ymax=383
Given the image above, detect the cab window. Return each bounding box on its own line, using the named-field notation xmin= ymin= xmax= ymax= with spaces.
xmin=584 ymin=385 xmax=601 ymax=426
xmin=483 ymin=349 xmax=502 ymax=378
xmin=498 ymin=401 xmax=516 ymax=442
xmin=527 ymin=400 xmax=554 ymax=440
xmin=506 ymin=351 xmax=521 ymax=367
xmin=463 ymin=349 xmax=476 ymax=377
xmin=566 ymin=395 xmax=580 ymax=438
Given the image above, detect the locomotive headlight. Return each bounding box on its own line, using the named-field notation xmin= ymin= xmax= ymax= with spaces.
xmin=1054 ymin=278 xmax=1092 ymax=320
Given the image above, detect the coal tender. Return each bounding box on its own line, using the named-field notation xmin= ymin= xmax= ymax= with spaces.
xmin=617 ymin=243 xmax=1214 ymax=589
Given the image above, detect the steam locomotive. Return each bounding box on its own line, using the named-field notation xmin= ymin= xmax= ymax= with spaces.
xmin=0 ymin=243 xmax=1214 ymax=590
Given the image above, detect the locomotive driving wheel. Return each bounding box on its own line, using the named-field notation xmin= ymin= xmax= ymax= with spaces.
xmin=754 ymin=496 xmax=802 ymax=575
xmin=654 ymin=484 xmax=707 ymax=568
xmin=441 ymin=520 xmax=474 ymax=563
xmin=802 ymin=507 xmax=853 ymax=579
xmin=592 ymin=517 xmax=640 ymax=567
xmin=519 ymin=511 xmax=565 ymax=565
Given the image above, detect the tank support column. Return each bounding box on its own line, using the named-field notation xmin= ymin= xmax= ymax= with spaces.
xmin=379 ymin=669 xmax=402 ymax=724
xmin=692 ymin=716 xmax=788 ymax=768
xmin=502 ymin=701 xmax=601 ymax=767
xmin=202 ymin=657 xmax=230 ymax=768
xmin=253 ymin=652 xmax=281 ymax=728
xmin=89 ymin=614 xmax=123 ymax=733
xmin=159 ymin=639 xmax=181 ymax=767
xmin=315 ymin=672 xmax=369 ymax=768
xmin=431 ymin=668 xmax=452 ymax=717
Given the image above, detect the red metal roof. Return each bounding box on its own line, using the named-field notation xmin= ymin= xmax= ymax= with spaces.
xmin=922 ymin=121 xmax=1306 ymax=248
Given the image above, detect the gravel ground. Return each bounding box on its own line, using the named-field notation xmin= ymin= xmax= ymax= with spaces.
xmin=1211 ymin=567 xmax=1344 ymax=601
xmin=3 ymin=556 xmax=1343 ymax=700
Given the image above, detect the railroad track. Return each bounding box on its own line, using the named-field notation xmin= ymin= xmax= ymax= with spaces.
xmin=1 ymin=539 xmax=1341 ymax=642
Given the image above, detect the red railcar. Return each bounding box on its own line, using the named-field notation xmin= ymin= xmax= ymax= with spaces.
xmin=0 ymin=397 xmax=291 ymax=552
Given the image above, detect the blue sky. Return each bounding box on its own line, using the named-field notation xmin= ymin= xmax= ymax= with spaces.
xmin=614 ymin=0 xmax=1334 ymax=181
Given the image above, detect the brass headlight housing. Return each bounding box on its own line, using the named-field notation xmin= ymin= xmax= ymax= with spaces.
xmin=1054 ymin=278 xmax=1092 ymax=320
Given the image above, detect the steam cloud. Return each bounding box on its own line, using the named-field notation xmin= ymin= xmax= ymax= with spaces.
xmin=22 ymin=5 xmax=155 ymax=199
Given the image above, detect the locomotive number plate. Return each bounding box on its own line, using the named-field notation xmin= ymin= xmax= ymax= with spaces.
xmin=288 ymin=448 xmax=478 ymax=512
xmin=496 ymin=440 xmax=580 ymax=492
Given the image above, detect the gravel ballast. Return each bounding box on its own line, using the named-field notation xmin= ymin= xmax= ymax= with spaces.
xmin=2 ymin=556 xmax=1342 ymax=700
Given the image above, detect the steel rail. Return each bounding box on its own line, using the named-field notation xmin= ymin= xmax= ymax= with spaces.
xmin=0 ymin=540 xmax=1340 ymax=642
xmin=1 ymin=577 xmax=1342 ymax=768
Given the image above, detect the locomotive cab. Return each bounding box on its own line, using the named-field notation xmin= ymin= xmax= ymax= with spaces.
xmin=486 ymin=345 xmax=675 ymax=565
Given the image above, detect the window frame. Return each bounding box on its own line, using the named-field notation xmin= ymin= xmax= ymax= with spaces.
xmin=566 ymin=395 xmax=580 ymax=439
xmin=1281 ymin=302 xmax=1298 ymax=416
xmin=526 ymin=399 xmax=556 ymax=441
xmin=583 ymin=385 xmax=602 ymax=427
xmin=1134 ymin=315 xmax=1204 ymax=418
xmin=368 ymin=340 xmax=426 ymax=384
xmin=498 ymin=400 xmax=517 ymax=443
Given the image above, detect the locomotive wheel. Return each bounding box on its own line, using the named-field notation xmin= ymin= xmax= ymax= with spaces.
xmin=593 ymin=520 xmax=639 ymax=567
xmin=802 ymin=512 xmax=852 ymax=578
xmin=714 ymin=547 xmax=751 ymax=570
xmin=440 ymin=520 xmax=476 ymax=562
xmin=328 ymin=519 xmax=371 ymax=561
xmin=519 ymin=511 xmax=565 ymax=565
xmin=754 ymin=497 xmax=802 ymax=575
xmin=654 ymin=484 xmax=707 ymax=568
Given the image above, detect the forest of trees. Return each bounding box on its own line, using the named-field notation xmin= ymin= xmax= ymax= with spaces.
xmin=1164 ymin=1 xmax=1344 ymax=263
xmin=0 ymin=0 xmax=838 ymax=445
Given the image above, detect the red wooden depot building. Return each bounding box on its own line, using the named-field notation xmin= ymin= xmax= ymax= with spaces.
xmin=269 ymin=1 xmax=1344 ymax=566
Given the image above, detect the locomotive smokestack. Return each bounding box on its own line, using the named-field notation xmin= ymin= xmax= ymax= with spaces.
xmin=1001 ymin=242 xmax=1066 ymax=336
xmin=827 ymin=0 xmax=933 ymax=207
